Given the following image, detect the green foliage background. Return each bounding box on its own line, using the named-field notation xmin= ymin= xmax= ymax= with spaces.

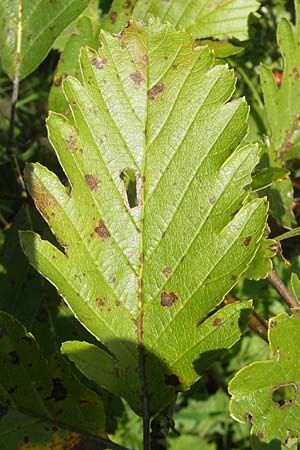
xmin=0 ymin=1 xmax=300 ymax=449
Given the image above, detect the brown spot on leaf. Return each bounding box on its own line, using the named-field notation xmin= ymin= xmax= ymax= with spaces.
xmin=130 ymin=71 xmax=143 ymax=86
xmin=110 ymin=276 xmax=116 ymax=284
xmin=164 ymin=374 xmax=181 ymax=387
xmin=47 ymin=378 xmax=67 ymax=402
xmin=53 ymin=73 xmax=67 ymax=87
xmin=160 ymin=291 xmax=178 ymax=307
xmin=213 ymin=318 xmax=222 ymax=326
xmin=92 ymin=220 xmax=110 ymax=240
xmin=110 ymin=11 xmax=118 ymax=24
xmin=163 ymin=267 xmax=172 ymax=276
xmin=243 ymin=236 xmax=252 ymax=247
xmin=66 ymin=135 xmax=75 ymax=148
xmin=49 ymin=25 xmax=55 ymax=31
xmin=8 ymin=351 xmax=19 ymax=365
xmin=84 ymin=174 xmax=99 ymax=191
xmin=148 ymin=83 xmax=164 ymax=100
xmin=96 ymin=298 xmax=106 ymax=308
xmin=209 ymin=196 xmax=216 ymax=204
xmin=91 ymin=56 xmax=107 ymax=69
xmin=172 ymin=64 xmax=178 ymax=70
xmin=123 ymin=0 xmax=131 ymax=7
xmin=139 ymin=252 xmax=144 ymax=263
xmin=115 ymin=299 xmax=121 ymax=307
xmin=257 ymin=432 xmax=264 ymax=439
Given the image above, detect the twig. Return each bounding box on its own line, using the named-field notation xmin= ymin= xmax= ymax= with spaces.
xmin=248 ymin=311 xmax=268 ymax=342
xmin=267 ymin=269 xmax=299 ymax=310
xmin=6 ymin=2 xmax=27 ymax=199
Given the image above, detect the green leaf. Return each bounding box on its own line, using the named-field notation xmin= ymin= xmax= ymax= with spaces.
xmin=49 ymin=16 xmax=100 ymax=116
xmin=290 ymin=272 xmax=300 ymax=303
xmin=0 ymin=311 xmax=107 ymax=449
xmin=251 ymin=167 xmax=290 ymax=191
xmin=21 ymin=19 xmax=267 ymax=416
xmin=0 ymin=0 xmax=90 ymax=80
xmin=259 ymin=8 xmax=300 ymax=228
xmin=53 ymin=0 xmax=100 ymax=52
xmin=229 ymin=311 xmax=300 ymax=449
xmin=101 ymin=0 xmax=259 ymax=40
xmin=243 ymin=238 xmax=278 ymax=280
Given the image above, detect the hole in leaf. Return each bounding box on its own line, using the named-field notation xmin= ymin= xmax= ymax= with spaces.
xmin=271 ymin=383 xmax=297 ymax=407
xmin=120 ymin=169 xmax=137 ymax=208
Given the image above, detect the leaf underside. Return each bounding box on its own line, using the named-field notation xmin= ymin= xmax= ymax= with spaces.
xmin=20 ymin=20 xmax=267 ymax=415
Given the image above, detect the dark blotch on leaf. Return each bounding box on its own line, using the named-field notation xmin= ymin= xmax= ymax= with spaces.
xmin=84 ymin=174 xmax=99 ymax=191
xmin=92 ymin=220 xmax=110 ymax=240
xmin=213 ymin=318 xmax=222 ymax=326
xmin=257 ymin=432 xmax=264 ymax=439
xmin=148 ymin=83 xmax=164 ymax=100
xmin=8 ymin=351 xmax=19 ymax=365
xmin=130 ymin=71 xmax=143 ymax=86
xmin=96 ymin=298 xmax=106 ymax=308
xmin=243 ymin=236 xmax=252 ymax=247
xmin=110 ymin=11 xmax=118 ymax=24
xmin=160 ymin=291 xmax=178 ymax=307
xmin=123 ymin=0 xmax=131 ymax=7
xmin=163 ymin=267 xmax=172 ymax=276
xmin=47 ymin=378 xmax=67 ymax=402
xmin=209 ymin=196 xmax=216 ymax=204
xmin=91 ymin=56 xmax=107 ymax=70
xmin=164 ymin=374 xmax=181 ymax=387
xmin=115 ymin=299 xmax=121 ymax=307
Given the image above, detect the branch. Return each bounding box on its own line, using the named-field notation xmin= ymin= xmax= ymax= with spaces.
xmin=150 ymin=399 xmax=178 ymax=450
xmin=248 ymin=311 xmax=268 ymax=342
xmin=267 ymin=270 xmax=299 ymax=310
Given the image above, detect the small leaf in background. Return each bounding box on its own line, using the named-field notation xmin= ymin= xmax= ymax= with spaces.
xmin=49 ymin=16 xmax=100 ymax=116
xmin=229 ymin=311 xmax=300 ymax=449
xmin=243 ymin=238 xmax=278 ymax=280
xmin=53 ymin=0 xmax=100 ymax=52
xmin=0 ymin=311 xmax=106 ymax=449
xmin=101 ymin=0 xmax=259 ymax=40
xmin=259 ymin=4 xmax=300 ymax=228
xmin=0 ymin=0 xmax=90 ymax=80
xmin=21 ymin=19 xmax=267 ymax=417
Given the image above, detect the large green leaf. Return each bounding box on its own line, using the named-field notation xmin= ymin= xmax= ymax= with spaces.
xmin=0 ymin=0 xmax=90 ymax=80
xmin=0 ymin=312 xmax=109 ymax=450
xmin=101 ymin=0 xmax=259 ymax=40
xmin=20 ymin=20 xmax=267 ymax=416
xmin=259 ymin=6 xmax=300 ymax=228
xmin=229 ymin=311 xmax=300 ymax=449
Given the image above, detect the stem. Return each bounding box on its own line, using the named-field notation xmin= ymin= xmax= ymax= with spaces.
xmin=150 ymin=400 xmax=177 ymax=450
xmin=6 ymin=1 xmax=27 ymax=199
xmin=136 ymin=311 xmax=150 ymax=450
xmin=267 ymin=270 xmax=299 ymax=310
xmin=248 ymin=311 xmax=268 ymax=342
